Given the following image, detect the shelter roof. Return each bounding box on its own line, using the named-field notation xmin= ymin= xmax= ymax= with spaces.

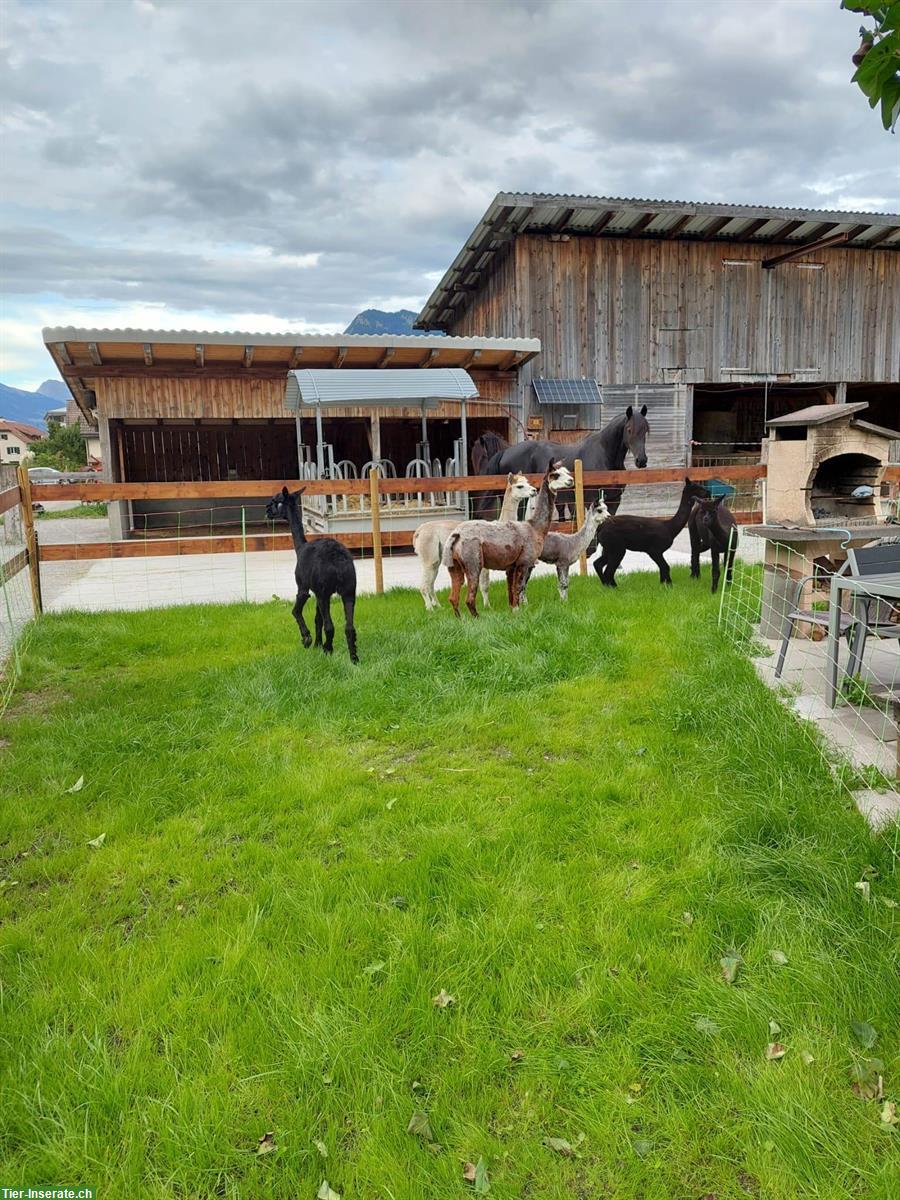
xmin=42 ymin=327 xmax=540 ymax=422
xmin=285 ymin=367 xmax=478 ymax=410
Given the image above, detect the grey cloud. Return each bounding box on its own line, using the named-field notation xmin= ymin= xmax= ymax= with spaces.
xmin=1 ymin=0 xmax=896 ymax=358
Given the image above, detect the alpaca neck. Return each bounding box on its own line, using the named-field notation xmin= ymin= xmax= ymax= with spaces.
xmin=285 ymin=499 xmax=307 ymax=552
xmin=571 ymin=514 xmax=600 ymax=555
xmin=664 ymin=489 xmax=696 ymax=538
xmin=499 ymin=486 xmax=523 ymax=521
xmin=527 ymin=481 xmax=553 ymax=536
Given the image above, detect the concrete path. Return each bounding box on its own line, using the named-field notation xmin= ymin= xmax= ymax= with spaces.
xmin=37 ymin=528 xmax=763 ymax=614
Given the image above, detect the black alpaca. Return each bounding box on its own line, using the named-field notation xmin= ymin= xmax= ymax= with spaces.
xmin=593 ymin=478 xmax=709 ymax=587
xmin=688 ymin=495 xmax=739 ymax=593
xmin=266 ymin=487 xmax=359 ymax=663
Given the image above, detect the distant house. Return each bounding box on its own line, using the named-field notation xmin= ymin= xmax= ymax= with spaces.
xmin=44 ymin=406 xmax=67 ymax=425
xmin=0 ymin=418 xmax=43 ymax=465
xmin=65 ymin=399 xmax=102 ymax=466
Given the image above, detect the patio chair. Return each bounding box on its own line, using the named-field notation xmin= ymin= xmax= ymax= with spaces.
xmin=774 ymin=541 xmax=900 ymax=680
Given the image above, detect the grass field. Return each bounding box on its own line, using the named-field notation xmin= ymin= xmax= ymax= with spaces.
xmin=1 ymin=570 xmax=898 ymax=1199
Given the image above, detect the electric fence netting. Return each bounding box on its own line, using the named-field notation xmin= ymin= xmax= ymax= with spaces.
xmin=0 ymin=466 xmax=37 ymax=715
xmin=718 ymin=526 xmax=900 ymax=807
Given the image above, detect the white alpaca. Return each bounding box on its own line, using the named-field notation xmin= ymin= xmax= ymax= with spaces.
xmin=412 ymin=473 xmax=537 ymax=611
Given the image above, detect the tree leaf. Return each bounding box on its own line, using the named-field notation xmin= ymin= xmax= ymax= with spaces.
xmin=769 ymin=949 xmax=788 ymax=965
xmin=432 ymin=989 xmax=455 ymax=1008
xmin=720 ymin=952 xmax=743 ymax=984
xmin=681 ymin=911 xmax=694 ymax=925
xmin=854 ymin=881 xmax=871 ymax=901
xmin=314 ymin=1140 xmax=328 ymax=1158
xmin=542 ymin=1136 xmax=574 ymax=1155
xmin=801 ymin=1051 xmax=815 ymax=1066
xmin=474 ymin=1156 xmax=490 ymax=1193
xmin=66 ymin=776 xmax=85 ymax=793
xmin=765 ymin=1043 xmax=787 ymax=1061
xmin=86 ymin=833 xmax=106 ymax=849
xmin=850 ymin=1057 xmax=884 ymax=1100
xmin=256 ymin=1131 xmax=277 ymax=1155
xmin=768 ymin=1020 xmax=781 ymax=1038
xmin=695 ymin=1015 xmax=720 ymax=1037
xmin=632 ymin=1137 xmax=653 ymax=1159
xmin=317 ymin=1181 xmax=341 ymax=1200
xmin=851 ymin=1019 xmax=878 ymax=1049
xmin=880 ymin=1100 xmax=898 ymax=1128
xmin=385 ymin=798 xmax=397 ymax=810
xmin=509 ymin=1048 xmax=525 ymax=1063
xmin=463 ymin=1158 xmax=490 ymax=1192
xmin=362 ymin=960 xmax=386 ymax=976
xmin=407 ymin=1110 xmax=434 ymax=1141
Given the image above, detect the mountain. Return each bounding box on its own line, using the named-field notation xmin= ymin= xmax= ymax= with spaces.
xmin=344 ymin=309 xmax=441 ymax=336
xmin=0 ymin=380 xmax=67 ymax=429
xmin=36 ymin=379 xmax=70 ymax=403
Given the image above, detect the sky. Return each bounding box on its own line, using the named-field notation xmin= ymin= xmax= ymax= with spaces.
xmin=1 ymin=0 xmax=897 ymax=390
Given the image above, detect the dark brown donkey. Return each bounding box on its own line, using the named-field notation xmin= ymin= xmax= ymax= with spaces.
xmin=443 ymin=462 xmax=574 ymax=616
xmin=688 ymin=495 xmax=738 ymax=593
xmin=593 ymin=478 xmax=710 ymax=587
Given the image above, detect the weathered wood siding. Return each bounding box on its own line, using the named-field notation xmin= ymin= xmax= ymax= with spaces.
xmin=95 ymin=374 xmax=511 ymax=421
xmin=447 ymin=236 xmax=900 ymax=406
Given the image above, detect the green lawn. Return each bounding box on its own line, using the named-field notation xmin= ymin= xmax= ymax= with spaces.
xmin=1 ymin=571 xmax=897 ymax=1199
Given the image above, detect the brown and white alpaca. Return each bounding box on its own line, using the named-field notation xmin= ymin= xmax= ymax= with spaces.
xmin=412 ymin=472 xmax=537 ymax=611
xmin=443 ymin=462 xmax=574 ymax=617
xmin=536 ymin=499 xmax=610 ymax=600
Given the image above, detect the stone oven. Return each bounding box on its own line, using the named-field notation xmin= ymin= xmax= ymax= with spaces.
xmin=747 ymin=403 xmax=898 ymax=636
xmin=764 ymin=402 xmax=894 ymax=528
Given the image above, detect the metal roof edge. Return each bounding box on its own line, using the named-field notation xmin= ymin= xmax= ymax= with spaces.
xmin=42 ymin=326 xmax=540 ymax=351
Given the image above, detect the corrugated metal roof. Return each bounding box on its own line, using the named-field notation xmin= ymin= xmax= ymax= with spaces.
xmin=42 ymin=326 xmax=539 ymax=350
xmin=285 ymin=368 xmax=478 ymax=411
xmin=417 ymin=192 xmax=900 ymax=329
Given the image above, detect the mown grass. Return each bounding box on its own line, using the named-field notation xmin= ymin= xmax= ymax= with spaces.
xmin=35 ymin=501 xmax=108 ymax=519
xmin=1 ymin=569 xmax=897 ymax=1199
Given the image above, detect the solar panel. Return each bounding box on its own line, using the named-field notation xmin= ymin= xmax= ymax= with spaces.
xmin=532 ymin=378 xmax=602 ymax=405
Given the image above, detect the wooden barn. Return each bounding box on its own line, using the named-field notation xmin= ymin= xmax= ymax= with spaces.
xmin=416 ymin=195 xmax=900 ymax=467
xmin=41 ymin=329 xmax=538 ymax=536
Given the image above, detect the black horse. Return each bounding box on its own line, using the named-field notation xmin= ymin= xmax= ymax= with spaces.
xmin=480 ymin=405 xmax=650 ymax=520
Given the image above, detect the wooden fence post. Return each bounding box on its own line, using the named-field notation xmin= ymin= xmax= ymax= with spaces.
xmin=368 ymin=467 xmax=384 ymax=595
xmin=574 ymin=458 xmax=587 ymax=577
xmin=16 ymin=465 xmax=43 ymax=615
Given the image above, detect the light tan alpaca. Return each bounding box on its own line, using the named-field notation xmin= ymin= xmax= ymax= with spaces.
xmin=412 ymin=473 xmax=537 ymax=611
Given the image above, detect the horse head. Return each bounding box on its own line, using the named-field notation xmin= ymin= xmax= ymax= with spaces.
xmin=624 ymin=404 xmax=649 ymax=468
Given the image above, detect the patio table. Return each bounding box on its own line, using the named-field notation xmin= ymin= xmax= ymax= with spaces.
xmin=827 ymin=571 xmax=900 ymax=707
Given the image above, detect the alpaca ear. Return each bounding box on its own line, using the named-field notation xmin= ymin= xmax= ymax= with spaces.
xmin=716 ymin=493 xmax=727 ymax=506
xmin=281 ymin=486 xmax=290 ymax=498
xmin=507 ymin=472 xmax=515 ymax=484
xmin=685 ymin=476 xmax=692 ymax=485
xmin=640 ymin=404 xmax=648 ymax=416
xmin=625 ymin=405 xmax=633 ymax=418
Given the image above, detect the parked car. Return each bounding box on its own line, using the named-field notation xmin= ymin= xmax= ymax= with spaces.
xmin=27 ymin=467 xmax=65 ymax=484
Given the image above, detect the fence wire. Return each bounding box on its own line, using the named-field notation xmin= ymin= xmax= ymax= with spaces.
xmin=30 ymin=476 xmax=763 ymax=615
xmin=719 ymin=532 xmax=900 ymax=807
xmin=0 ymin=466 xmax=36 ymax=715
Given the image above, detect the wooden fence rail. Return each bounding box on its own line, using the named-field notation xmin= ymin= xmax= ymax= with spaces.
xmin=29 ymin=464 xmax=769 ymax=593
xmin=33 ymin=463 xmax=767 ymax=503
